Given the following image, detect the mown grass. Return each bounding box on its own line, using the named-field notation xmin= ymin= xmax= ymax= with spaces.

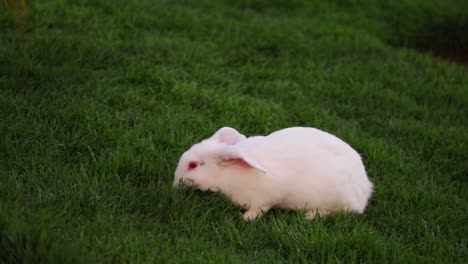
xmin=1 ymin=0 xmax=467 ymax=263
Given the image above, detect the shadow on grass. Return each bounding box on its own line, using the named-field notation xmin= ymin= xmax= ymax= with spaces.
xmin=0 ymin=217 xmax=84 ymax=264
xmin=387 ymin=4 xmax=468 ymax=66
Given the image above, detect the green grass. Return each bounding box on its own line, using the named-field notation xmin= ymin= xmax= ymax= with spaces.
xmin=1 ymin=0 xmax=467 ymax=262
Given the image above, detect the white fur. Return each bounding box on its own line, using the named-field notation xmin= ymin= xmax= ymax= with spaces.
xmin=174 ymin=127 xmax=373 ymax=221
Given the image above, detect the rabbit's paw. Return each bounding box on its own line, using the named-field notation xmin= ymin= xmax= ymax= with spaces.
xmin=243 ymin=209 xmax=263 ymax=221
xmin=305 ymin=209 xmax=332 ymax=220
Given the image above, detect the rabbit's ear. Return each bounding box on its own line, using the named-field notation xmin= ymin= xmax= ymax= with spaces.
xmin=211 ymin=127 xmax=246 ymax=145
xmin=216 ymin=146 xmax=267 ymax=173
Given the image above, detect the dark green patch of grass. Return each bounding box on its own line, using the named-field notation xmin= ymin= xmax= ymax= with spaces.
xmin=1 ymin=0 xmax=467 ymax=262
xmin=334 ymin=0 xmax=468 ymax=64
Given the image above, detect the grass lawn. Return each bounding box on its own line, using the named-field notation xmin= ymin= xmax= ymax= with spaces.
xmin=1 ymin=0 xmax=467 ymax=262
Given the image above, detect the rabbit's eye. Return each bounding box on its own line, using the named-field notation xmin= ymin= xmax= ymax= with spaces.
xmin=188 ymin=161 xmax=198 ymax=170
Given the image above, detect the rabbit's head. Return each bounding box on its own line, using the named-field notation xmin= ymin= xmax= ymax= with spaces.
xmin=173 ymin=127 xmax=266 ymax=191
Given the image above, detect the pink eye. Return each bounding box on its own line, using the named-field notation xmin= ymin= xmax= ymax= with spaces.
xmin=188 ymin=161 xmax=198 ymax=170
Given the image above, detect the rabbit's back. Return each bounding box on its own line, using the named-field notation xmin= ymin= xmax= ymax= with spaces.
xmin=240 ymin=127 xmax=373 ymax=213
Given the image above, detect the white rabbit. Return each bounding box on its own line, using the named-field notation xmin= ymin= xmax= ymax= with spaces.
xmin=174 ymin=127 xmax=373 ymax=221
